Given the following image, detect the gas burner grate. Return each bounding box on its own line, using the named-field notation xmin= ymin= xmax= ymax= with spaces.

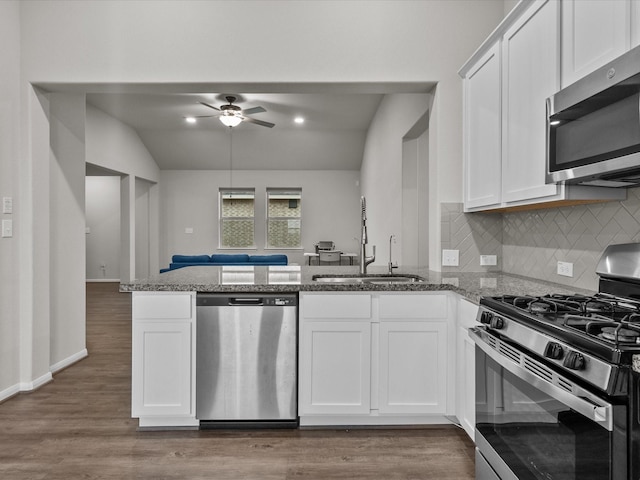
xmin=499 ymin=293 xmax=640 ymax=322
xmin=583 ymin=319 xmax=640 ymax=345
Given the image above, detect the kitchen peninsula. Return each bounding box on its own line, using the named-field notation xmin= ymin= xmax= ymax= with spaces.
xmin=120 ymin=265 xmax=591 ymax=432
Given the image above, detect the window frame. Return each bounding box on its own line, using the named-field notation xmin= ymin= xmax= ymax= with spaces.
xmin=218 ymin=188 xmax=256 ymax=250
xmin=265 ymin=188 xmax=303 ymax=250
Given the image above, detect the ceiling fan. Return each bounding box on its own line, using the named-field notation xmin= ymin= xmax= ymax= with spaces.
xmin=196 ymin=95 xmax=275 ymax=128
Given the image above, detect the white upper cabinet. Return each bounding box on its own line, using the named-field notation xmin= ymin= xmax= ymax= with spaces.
xmin=502 ymin=0 xmax=560 ymax=204
xmin=561 ymin=0 xmax=631 ymax=88
xmin=459 ymin=0 xmax=627 ymax=212
xmin=463 ymin=43 xmax=502 ymax=210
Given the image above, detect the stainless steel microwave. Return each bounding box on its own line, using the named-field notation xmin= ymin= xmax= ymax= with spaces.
xmin=546 ymin=44 xmax=640 ymax=187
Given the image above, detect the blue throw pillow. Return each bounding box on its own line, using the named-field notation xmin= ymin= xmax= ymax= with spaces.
xmin=171 ymin=254 xmax=211 ymax=263
xmin=210 ymin=254 xmax=250 ymax=263
xmin=248 ymin=255 xmax=288 ymax=264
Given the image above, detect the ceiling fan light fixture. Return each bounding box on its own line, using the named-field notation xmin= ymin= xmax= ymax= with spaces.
xmin=220 ymin=113 xmax=242 ymax=127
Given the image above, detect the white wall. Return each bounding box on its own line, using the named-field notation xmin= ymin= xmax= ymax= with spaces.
xmin=504 ymin=0 xmax=520 ymax=16
xmin=135 ymin=178 xmax=151 ymax=279
xmin=160 ymin=170 xmax=361 ymax=268
xmin=9 ymin=0 xmax=506 ymax=393
xmin=85 ymin=104 xmax=161 ymax=281
xmin=85 ymin=106 xmax=159 ymax=184
xmin=49 ymin=93 xmax=87 ymax=371
xmin=85 ymin=176 xmax=121 ymax=280
xmin=0 ymin=0 xmax=21 ymax=399
xmin=402 ymin=133 xmax=430 ymax=268
xmin=361 ymin=93 xmax=433 ymax=266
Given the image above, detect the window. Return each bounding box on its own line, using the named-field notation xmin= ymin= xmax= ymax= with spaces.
xmin=266 ymin=189 xmax=302 ymax=249
xmin=219 ymin=189 xmax=255 ymax=248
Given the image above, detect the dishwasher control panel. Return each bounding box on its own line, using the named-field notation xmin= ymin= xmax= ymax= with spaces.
xmin=268 ymin=297 xmax=297 ymax=307
xmin=197 ymin=293 xmax=297 ymax=307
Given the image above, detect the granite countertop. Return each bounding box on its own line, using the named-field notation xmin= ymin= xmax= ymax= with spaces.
xmin=119 ymin=265 xmax=594 ymax=304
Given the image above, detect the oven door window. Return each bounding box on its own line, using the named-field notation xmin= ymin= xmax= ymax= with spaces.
xmin=476 ymin=350 xmax=611 ymax=480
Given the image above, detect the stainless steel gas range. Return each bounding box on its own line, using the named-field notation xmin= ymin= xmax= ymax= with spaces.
xmin=471 ymin=243 xmax=640 ymax=480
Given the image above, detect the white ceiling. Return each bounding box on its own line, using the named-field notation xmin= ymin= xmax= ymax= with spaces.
xmin=87 ymin=92 xmax=386 ymax=171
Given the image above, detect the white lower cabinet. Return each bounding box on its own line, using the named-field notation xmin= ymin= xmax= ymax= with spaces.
xmin=299 ymin=321 xmax=371 ymax=415
xmin=378 ymin=321 xmax=448 ymax=415
xmin=456 ymin=298 xmax=479 ymax=441
xmin=299 ymin=292 xmax=455 ymax=426
xmin=131 ymin=292 xmax=198 ymax=428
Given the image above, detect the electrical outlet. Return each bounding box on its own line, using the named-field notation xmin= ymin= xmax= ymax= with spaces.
xmin=442 ymin=249 xmax=459 ymax=267
xmin=480 ymin=255 xmax=497 ymax=266
xmin=185 ymin=227 xmax=194 ymax=234
xmin=557 ymin=261 xmax=574 ymax=277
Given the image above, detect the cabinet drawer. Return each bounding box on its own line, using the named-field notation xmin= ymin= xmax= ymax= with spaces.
xmin=379 ymin=294 xmax=448 ymax=319
xmin=133 ymin=293 xmax=193 ymax=320
xmin=301 ymin=294 xmax=372 ymax=319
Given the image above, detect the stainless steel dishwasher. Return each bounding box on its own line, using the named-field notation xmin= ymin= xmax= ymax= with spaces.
xmin=196 ymin=293 xmax=298 ymax=428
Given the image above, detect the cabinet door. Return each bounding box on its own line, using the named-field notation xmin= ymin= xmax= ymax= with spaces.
xmin=561 ymin=0 xmax=630 ymax=88
xmin=132 ymin=321 xmax=193 ymax=417
xmin=464 ymin=42 xmax=502 ymax=210
xmin=502 ymin=0 xmax=560 ymax=204
xmin=299 ymin=321 xmax=371 ymax=415
xmin=378 ymin=321 xmax=448 ymax=415
xmin=457 ymin=298 xmax=479 ymax=441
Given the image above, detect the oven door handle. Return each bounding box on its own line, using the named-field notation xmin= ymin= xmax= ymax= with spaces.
xmin=470 ymin=327 xmax=614 ymax=431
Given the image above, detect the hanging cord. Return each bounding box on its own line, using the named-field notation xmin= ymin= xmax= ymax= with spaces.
xmin=228 ymin=125 xmax=234 ymax=188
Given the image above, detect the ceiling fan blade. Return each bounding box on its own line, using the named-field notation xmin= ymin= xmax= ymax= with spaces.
xmin=199 ymin=101 xmax=220 ymax=111
xmin=242 ymin=106 xmax=266 ymax=115
xmin=192 ymin=114 xmax=217 ymax=118
xmin=242 ymin=116 xmax=275 ymax=128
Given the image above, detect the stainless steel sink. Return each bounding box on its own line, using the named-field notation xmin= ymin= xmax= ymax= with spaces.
xmin=312 ymin=274 xmax=425 ymax=284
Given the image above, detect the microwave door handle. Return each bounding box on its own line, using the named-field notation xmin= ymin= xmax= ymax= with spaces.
xmin=470 ymin=327 xmax=614 ymax=432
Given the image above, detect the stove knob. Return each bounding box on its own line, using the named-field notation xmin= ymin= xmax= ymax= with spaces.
xmin=489 ymin=316 xmax=504 ymax=330
xmin=544 ymin=342 xmax=564 ymax=360
xmin=563 ymin=351 xmax=585 ymax=370
xmin=480 ymin=311 xmax=493 ymax=324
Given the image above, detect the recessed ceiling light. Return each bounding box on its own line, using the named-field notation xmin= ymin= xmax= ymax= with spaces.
xmin=294 ymin=117 xmax=305 ymax=124
xmin=185 ymin=117 xmax=197 ymax=124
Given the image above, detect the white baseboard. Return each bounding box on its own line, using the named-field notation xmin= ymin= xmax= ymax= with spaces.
xmin=50 ymin=348 xmax=88 ymax=374
xmin=86 ymin=278 xmax=120 ymax=283
xmin=19 ymin=371 xmax=53 ymax=393
xmin=0 ymin=383 xmax=20 ymax=403
xmin=1 ymin=349 xmax=89 ymax=403
xmin=2 ymin=373 xmax=54 ymax=402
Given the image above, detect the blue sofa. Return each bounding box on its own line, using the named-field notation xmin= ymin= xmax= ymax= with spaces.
xmin=160 ymin=254 xmax=288 ymax=273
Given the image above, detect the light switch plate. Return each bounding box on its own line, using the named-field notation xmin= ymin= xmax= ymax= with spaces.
xmin=442 ymin=249 xmax=459 ymax=266
xmin=2 ymin=219 xmax=12 ymax=238
xmin=185 ymin=227 xmax=194 ymax=234
xmin=2 ymin=197 xmax=12 ymax=214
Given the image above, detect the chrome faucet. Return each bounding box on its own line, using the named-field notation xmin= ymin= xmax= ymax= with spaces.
xmin=359 ymin=196 xmax=376 ymax=274
xmin=388 ymin=234 xmax=398 ymax=274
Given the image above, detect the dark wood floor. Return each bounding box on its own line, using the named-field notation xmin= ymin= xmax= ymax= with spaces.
xmin=0 ymin=282 xmax=475 ymax=479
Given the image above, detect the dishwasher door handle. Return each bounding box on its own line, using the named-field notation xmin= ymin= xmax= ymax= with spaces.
xmin=228 ymin=297 xmax=264 ymax=306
